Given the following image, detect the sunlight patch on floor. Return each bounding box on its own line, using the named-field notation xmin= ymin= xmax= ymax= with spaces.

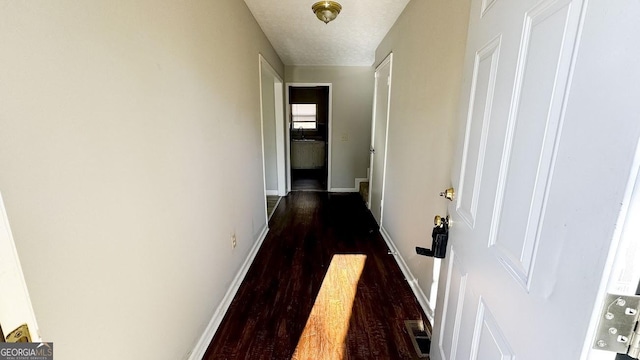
xmin=292 ymin=254 xmax=367 ymax=360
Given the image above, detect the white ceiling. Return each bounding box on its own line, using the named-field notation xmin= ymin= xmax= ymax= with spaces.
xmin=244 ymin=0 xmax=410 ymax=66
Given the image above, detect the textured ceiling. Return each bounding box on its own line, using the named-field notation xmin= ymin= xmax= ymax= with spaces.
xmin=244 ymin=0 xmax=410 ymax=66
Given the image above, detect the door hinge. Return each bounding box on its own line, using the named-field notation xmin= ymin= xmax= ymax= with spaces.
xmin=387 ymin=76 xmax=392 ymax=86
xmin=593 ymin=294 xmax=640 ymax=358
xmin=5 ymin=324 xmax=32 ymax=343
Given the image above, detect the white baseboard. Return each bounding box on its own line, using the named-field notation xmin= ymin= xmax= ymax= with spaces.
xmin=188 ymin=225 xmax=270 ymax=360
xmin=330 ymin=177 xmax=369 ymax=193
xmin=265 ymin=190 xmax=278 ymax=196
xmin=379 ymin=226 xmax=435 ymax=325
xmin=330 ymin=188 xmax=357 ymax=193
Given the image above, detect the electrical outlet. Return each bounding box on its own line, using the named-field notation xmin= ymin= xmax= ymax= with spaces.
xmin=231 ymin=233 xmax=237 ymax=249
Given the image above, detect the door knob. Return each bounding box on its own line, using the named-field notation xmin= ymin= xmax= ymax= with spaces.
xmin=434 ymin=215 xmax=450 ymax=227
xmin=439 ymin=187 xmax=455 ymax=201
xmin=416 ymin=215 xmax=450 ymax=259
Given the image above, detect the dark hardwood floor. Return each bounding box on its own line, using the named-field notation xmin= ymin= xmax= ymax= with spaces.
xmin=204 ymin=192 xmax=428 ymax=360
xmin=291 ymin=169 xmax=327 ymax=191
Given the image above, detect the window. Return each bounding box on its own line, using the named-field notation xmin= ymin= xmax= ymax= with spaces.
xmin=292 ymin=104 xmax=317 ymax=130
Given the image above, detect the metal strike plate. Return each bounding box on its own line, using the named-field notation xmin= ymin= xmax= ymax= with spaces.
xmin=593 ymin=294 xmax=640 ymax=355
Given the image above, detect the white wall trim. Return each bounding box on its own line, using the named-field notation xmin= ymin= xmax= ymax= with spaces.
xmin=330 ymin=177 xmax=369 ymax=193
xmin=286 ymin=83 xmax=333 ymax=192
xmin=330 ymin=188 xmax=357 ymax=193
xmin=258 ymin=55 xmax=270 ymax=226
xmin=379 ymin=225 xmax=435 ymax=324
xmin=188 ymin=225 xmax=270 ymax=360
xmin=265 ymin=190 xmax=278 ymax=196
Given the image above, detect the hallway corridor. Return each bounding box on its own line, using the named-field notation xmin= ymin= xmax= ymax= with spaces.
xmin=204 ymin=192 xmax=428 ymax=359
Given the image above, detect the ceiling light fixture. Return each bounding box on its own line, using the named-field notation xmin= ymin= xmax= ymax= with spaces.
xmin=312 ymin=1 xmax=342 ymax=24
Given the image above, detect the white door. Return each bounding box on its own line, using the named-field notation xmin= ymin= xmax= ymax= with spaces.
xmin=368 ymin=54 xmax=392 ymax=225
xmin=0 ymin=193 xmax=40 ymax=342
xmin=431 ymin=0 xmax=640 ymax=359
xmin=259 ymin=55 xmax=285 ymax=199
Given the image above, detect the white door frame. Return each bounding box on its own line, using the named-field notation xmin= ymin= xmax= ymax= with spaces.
xmin=0 ymin=192 xmax=41 ymax=342
xmin=583 ymin=137 xmax=640 ymax=359
xmin=258 ymin=54 xmax=286 ymax=220
xmin=368 ymin=53 xmax=393 ymax=225
xmin=285 ymin=83 xmax=333 ymax=192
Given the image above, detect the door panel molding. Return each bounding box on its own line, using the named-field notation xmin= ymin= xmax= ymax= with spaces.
xmin=470 ymin=299 xmax=515 ymax=360
xmin=480 ymin=0 xmax=498 ymax=17
xmin=457 ymin=35 xmax=501 ymax=229
xmin=438 ymin=250 xmax=468 ymax=360
xmin=488 ymin=0 xmax=583 ymax=289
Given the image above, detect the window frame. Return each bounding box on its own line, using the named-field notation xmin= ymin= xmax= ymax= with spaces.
xmin=291 ymin=104 xmax=318 ymax=130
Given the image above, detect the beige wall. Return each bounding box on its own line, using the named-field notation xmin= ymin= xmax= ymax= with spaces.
xmin=0 ymin=1 xmax=282 ymax=359
xmin=374 ymin=0 xmax=471 ymax=315
xmin=285 ymin=66 xmax=374 ymax=190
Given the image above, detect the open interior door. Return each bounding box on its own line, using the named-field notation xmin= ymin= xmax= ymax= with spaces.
xmin=0 ymin=193 xmax=40 ymax=343
xmin=368 ymin=54 xmax=392 ymax=225
xmin=430 ymin=0 xmax=640 ymax=359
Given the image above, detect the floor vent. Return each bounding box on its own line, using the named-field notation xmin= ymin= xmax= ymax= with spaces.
xmin=405 ymin=320 xmax=430 ymax=358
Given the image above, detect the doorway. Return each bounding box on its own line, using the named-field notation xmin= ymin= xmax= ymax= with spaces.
xmin=287 ymin=85 xmax=331 ymax=191
xmin=259 ymin=55 xmax=285 ymax=221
